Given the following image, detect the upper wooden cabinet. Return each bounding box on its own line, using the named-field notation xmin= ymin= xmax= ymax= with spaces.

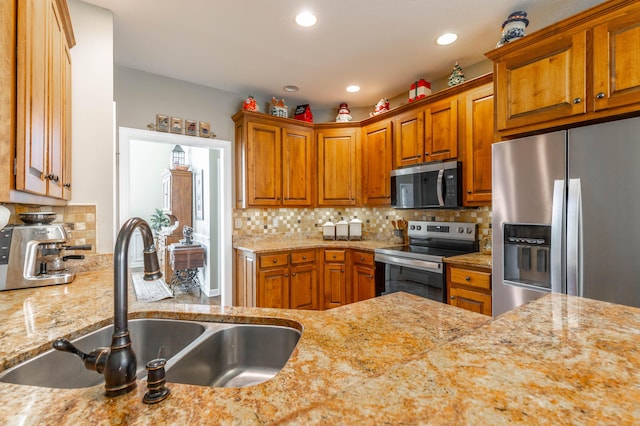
xmin=2 ymin=0 xmax=75 ymax=203
xmin=233 ymin=111 xmax=314 ymax=208
xmin=316 ymin=126 xmax=360 ymax=206
xmin=362 ymin=120 xmax=393 ymax=205
xmin=486 ymin=0 xmax=640 ymax=137
xmin=459 ymin=82 xmax=495 ymax=206
xmin=393 ymin=96 xmax=457 ymax=168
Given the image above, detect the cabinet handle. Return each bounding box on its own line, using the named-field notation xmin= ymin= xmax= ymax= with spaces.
xmin=63 ymin=183 xmax=71 ymax=188
xmin=572 ymin=98 xmax=582 ymax=104
xmin=465 ymin=276 xmax=471 ymax=281
xmin=596 ymin=92 xmax=606 ymax=99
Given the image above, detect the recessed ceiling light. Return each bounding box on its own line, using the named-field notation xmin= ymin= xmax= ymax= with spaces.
xmin=283 ymin=85 xmax=299 ymax=92
xmin=295 ymin=11 xmax=317 ymax=27
xmin=436 ymin=32 xmax=458 ymax=46
xmin=346 ymin=85 xmax=360 ymax=93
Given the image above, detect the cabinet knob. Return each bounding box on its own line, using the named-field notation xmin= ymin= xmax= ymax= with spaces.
xmin=340 ymin=269 xmax=344 ymax=273
xmin=360 ymin=257 xmax=364 ymax=261
xmin=368 ymin=275 xmax=373 ymax=279
xmin=596 ymin=92 xmax=606 ymax=99
xmin=273 ymin=259 xmax=278 ymax=263
xmin=292 ymin=273 xmax=296 ymax=276
xmin=467 ymin=190 xmax=472 ymax=194
xmin=425 ymin=152 xmax=429 ymax=156
xmin=63 ymin=183 xmax=71 ymax=188
xmin=302 ymin=256 xmax=307 ymax=260
xmin=465 ymin=276 xmax=471 ymax=281
xmin=572 ymin=98 xmax=582 ymax=104
xmin=285 ymin=274 xmax=289 ymax=277
xmin=451 ymin=296 xmax=455 ymax=300
xmin=333 ymin=255 xmax=336 ymax=259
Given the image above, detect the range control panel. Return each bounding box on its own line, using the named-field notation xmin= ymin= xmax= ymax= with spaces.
xmin=407 ymin=221 xmax=476 ymax=241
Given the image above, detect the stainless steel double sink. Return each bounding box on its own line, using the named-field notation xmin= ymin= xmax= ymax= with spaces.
xmin=0 ymin=318 xmax=301 ymax=389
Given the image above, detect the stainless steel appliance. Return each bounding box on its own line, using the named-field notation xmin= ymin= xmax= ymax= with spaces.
xmin=375 ymin=221 xmax=478 ymax=302
xmin=0 ymin=224 xmax=91 ymax=290
xmin=492 ymin=116 xmax=640 ymax=316
xmin=391 ymin=161 xmax=462 ymax=209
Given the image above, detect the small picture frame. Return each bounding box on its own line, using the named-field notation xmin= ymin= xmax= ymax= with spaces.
xmin=195 ymin=169 xmax=204 ymax=220
xmin=199 ymin=122 xmax=210 ymax=138
xmin=170 ymin=117 xmax=183 ymax=134
xmin=185 ymin=120 xmax=197 ymax=136
xmin=156 ymin=114 xmax=169 ymax=132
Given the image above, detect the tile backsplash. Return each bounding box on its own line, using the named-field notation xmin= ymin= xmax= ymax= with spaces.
xmin=232 ymin=206 xmax=492 ymax=248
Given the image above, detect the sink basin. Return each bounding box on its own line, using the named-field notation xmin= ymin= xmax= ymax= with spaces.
xmin=166 ymin=324 xmax=301 ymax=388
xmin=0 ymin=318 xmax=206 ymax=389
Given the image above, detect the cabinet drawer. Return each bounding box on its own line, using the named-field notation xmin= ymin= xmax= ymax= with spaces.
xmin=291 ymin=249 xmax=316 ymax=264
xmin=450 ymin=267 xmax=491 ymax=290
xmin=352 ymin=250 xmax=374 ymax=266
xmin=324 ymin=250 xmax=346 ymax=262
xmin=258 ymin=253 xmax=289 ymax=268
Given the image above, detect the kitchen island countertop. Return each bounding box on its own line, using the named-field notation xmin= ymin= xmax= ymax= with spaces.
xmin=0 ymin=270 xmax=639 ymax=424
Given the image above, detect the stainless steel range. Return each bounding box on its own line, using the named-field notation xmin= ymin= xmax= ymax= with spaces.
xmin=374 ymin=221 xmax=478 ymax=303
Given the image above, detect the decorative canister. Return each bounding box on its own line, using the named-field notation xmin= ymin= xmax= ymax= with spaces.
xmin=322 ymin=221 xmax=336 ymax=240
xmin=348 ymin=218 xmax=363 ymax=240
xmin=336 ymin=220 xmax=349 ymax=241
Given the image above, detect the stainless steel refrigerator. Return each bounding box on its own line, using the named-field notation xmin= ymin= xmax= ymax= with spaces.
xmin=492 ymin=116 xmax=640 ymax=316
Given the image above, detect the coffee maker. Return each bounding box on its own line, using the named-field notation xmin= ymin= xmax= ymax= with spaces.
xmin=0 ymin=224 xmax=91 ymax=291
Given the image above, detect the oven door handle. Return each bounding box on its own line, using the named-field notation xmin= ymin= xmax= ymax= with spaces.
xmin=375 ymin=253 xmax=442 ymax=273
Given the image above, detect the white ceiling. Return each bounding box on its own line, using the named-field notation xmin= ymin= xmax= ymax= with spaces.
xmin=81 ymin=0 xmax=606 ymax=109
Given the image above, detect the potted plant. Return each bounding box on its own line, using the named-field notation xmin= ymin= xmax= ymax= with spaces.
xmin=149 ymin=208 xmax=170 ymax=234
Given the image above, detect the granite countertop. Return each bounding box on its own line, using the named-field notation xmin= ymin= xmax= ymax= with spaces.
xmin=444 ymin=252 xmax=493 ymax=269
xmin=233 ymin=235 xmax=400 ymax=253
xmin=1 ymin=270 xmax=639 ymax=424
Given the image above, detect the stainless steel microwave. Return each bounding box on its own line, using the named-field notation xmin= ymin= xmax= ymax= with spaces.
xmin=391 ymin=161 xmax=462 ymax=209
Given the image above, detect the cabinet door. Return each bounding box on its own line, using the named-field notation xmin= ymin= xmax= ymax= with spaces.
xmin=450 ymin=286 xmax=491 ymax=316
xmin=47 ymin=0 xmax=64 ymax=199
xmin=235 ymin=250 xmax=256 ymax=307
xmin=352 ymin=264 xmax=376 ymax=303
xmin=593 ymin=14 xmax=640 ymax=112
xmin=462 ymin=84 xmax=495 ymax=205
xmin=290 ymin=263 xmax=318 ymax=310
xmin=257 ymin=267 xmax=290 ymax=309
xmin=247 ymin=121 xmax=282 ymax=206
xmin=393 ymin=109 xmax=424 ymax=168
xmin=61 ymin=43 xmax=72 ymax=200
xmin=16 ymin=0 xmax=48 ymax=195
xmin=282 ymin=126 xmax=313 ymax=206
xmin=494 ymin=30 xmax=587 ymax=131
xmin=323 ymin=262 xmax=347 ymax=309
xmin=317 ymin=128 xmax=358 ymax=206
xmin=424 ymin=97 xmax=457 ymax=162
xmin=362 ymin=120 xmax=392 ymax=205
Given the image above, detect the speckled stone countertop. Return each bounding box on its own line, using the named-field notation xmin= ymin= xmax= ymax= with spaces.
xmin=444 ymin=252 xmax=493 ymax=269
xmin=233 ymin=234 xmax=400 ymax=253
xmin=1 ymin=270 xmax=639 ymax=424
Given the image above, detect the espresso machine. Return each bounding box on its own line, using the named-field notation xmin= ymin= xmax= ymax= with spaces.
xmin=0 ymin=224 xmax=91 ymax=291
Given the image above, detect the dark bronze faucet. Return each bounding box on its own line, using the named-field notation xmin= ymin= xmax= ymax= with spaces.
xmin=53 ymin=217 xmax=162 ymax=397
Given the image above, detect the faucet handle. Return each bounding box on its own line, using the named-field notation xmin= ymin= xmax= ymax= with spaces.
xmin=53 ymin=338 xmax=109 ymax=374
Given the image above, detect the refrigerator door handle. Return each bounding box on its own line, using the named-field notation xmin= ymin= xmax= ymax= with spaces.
xmin=436 ymin=169 xmax=445 ymax=206
xmin=566 ymin=178 xmax=583 ymax=296
xmin=550 ymin=180 xmax=564 ymax=293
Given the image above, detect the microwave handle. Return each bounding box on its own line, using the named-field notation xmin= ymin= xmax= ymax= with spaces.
xmin=436 ymin=169 xmax=445 ymax=206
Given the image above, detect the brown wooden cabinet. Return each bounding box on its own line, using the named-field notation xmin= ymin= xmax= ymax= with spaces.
xmin=289 ymin=249 xmax=318 ymax=310
xmin=162 ymin=169 xmax=193 ymax=235
xmin=322 ymin=249 xmax=348 ymax=309
xmin=392 ymin=96 xmax=458 ymax=168
xmin=233 ymin=111 xmax=314 ymax=208
xmin=459 ymin=82 xmax=495 ymax=205
xmin=487 ymin=0 xmax=640 ymax=137
xmin=351 ymin=250 xmax=376 ymax=303
xmin=362 ymin=120 xmax=393 ymax=205
xmin=4 ymin=0 xmax=74 ymax=203
xmin=256 ymin=252 xmax=290 ymax=309
xmin=446 ymin=264 xmax=492 ymax=316
xmin=234 ymin=249 xmax=256 ymax=307
xmin=316 ymin=126 xmax=360 ymax=206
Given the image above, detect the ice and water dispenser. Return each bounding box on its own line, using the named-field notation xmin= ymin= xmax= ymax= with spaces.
xmin=503 ymin=224 xmax=551 ymax=291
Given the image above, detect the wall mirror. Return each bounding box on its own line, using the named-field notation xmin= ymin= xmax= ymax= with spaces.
xmin=117 ymin=127 xmax=232 ymax=306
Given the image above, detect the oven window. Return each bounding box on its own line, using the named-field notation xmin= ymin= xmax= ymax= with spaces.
xmin=384 ymin=264 xmax=444 ymax=303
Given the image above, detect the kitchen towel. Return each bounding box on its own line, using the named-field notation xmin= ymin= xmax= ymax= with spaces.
xmin=131 ymin=272 xmax=174 ymax=302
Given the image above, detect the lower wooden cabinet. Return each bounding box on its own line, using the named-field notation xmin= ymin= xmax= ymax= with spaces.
xmin=322 ymin=249 xmax=348 ymax=309
xmin=446 ymin=264 xmax=492 ymax=316
xmin=234 ymin=247 xmax=378 ymax=310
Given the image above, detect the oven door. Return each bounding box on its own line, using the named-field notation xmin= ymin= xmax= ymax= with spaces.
xmin=375 ymin=253 xmax=445 ymax=303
